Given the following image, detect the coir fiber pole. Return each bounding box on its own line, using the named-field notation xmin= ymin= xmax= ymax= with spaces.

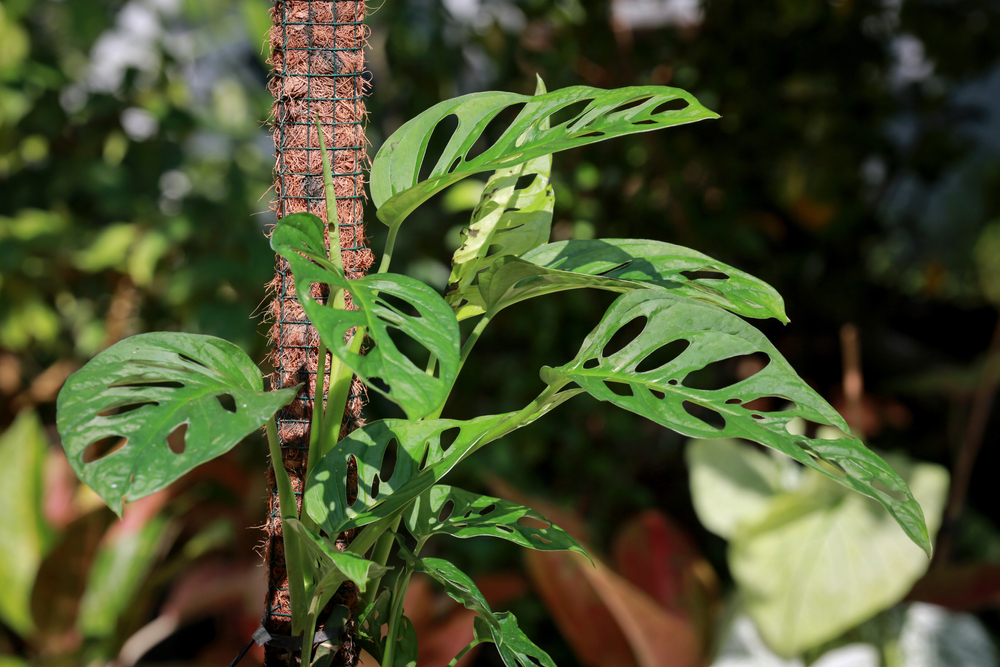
xmin=263 ymin=1 xmax=371 ymax=664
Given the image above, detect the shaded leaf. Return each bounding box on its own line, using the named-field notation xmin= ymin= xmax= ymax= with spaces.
xmin=473 ymin=239 xmax=787 ymax=321
xmin=405 ymin=484 xmax=588 ymax=558
xmin=0 ymin=410 xmax=53 ymax=636
xmin=729 ymin=451 xmax=948 ymax=656
xmin=56 ymin=332 xmax=297 ymax=515
xmin=272 ymin=212 xmax=461 ymax=420
xmin=305 ymin=389 xmax=581 ymax=535
xmin=371 ymin=85 xmax=718 ymax=230
xmin=358 ymin=589 xmax=392 ymax=664
xmin=447 ymin=79 xmax=554 ymax=312
xmin=285 ymin=518 xmax=389 ymax=622
xmin=473 ymin=612 xmax=559 ymax=667
xmin=548 ymin=290 xmax=930 ymax=554
xmin=399 ymin=547 xmax=500 ymax=636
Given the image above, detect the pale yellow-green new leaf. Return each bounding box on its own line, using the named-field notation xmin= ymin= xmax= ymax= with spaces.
xmin=0 ymin=411 xmax=54 ymax=636
xmin=729 ymin=452 xmax=948 ymax=657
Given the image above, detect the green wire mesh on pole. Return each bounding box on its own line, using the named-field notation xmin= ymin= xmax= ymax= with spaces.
xmin=264 ymin=2 xmax=372 ymax=664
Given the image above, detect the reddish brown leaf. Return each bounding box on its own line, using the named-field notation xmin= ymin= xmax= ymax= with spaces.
xmin=907 ymin=562 xmax=1000 ymax=612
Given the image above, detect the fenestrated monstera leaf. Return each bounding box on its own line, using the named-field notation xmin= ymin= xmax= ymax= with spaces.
xmin=404 ymin=484 xmax=589 ymax=558
xmin=546 ymin=290 xmax=931 ymax=555
xmin=473 ymin=612 xmax=559 ymax=667
xmin=371 ymin=85 xmax=718 ymax=231
xmin=272 ymin=212 xmax=461 ymax=420
xmin=305 ymin=389 xmax=581 ymax=535
xmin=56 ymin=333 xmax=298 ymax=515
xmin=446 ymin=79 xmax=554 ymax=313
xmin=468 ymin=239 xmax=787 ymax=322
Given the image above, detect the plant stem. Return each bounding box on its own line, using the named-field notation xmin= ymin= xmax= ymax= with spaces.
xmin=266 ymin=418 xmax=309 ymax=634
xmin=360 ymin=516 xmax=402 ymax=611
xmin=381 ymin=536 xmax=425 ymax=667
xmin=447 ymin=639 xmax=485 ymax=667
xmin=321 ymin=326 xmax=366 ymax=457
xmin=377 ymin=223 xmax=400 ymax=275
xmin=300 ymin=610 xmax=319 ymax=667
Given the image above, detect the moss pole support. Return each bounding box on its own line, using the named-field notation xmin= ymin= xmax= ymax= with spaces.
xmin=263 ymin=1 xmax=371 ymax=664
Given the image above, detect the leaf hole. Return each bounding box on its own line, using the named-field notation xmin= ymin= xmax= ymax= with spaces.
xmin=495 ymin=524 xmax=515 ymax=534
xmin=650 ymin=388 xmax=665 ymax=399
xmin=517 ymin=515 xmax=550 ymax=529
xmin=652 ymin=98 xmax=690 ymax=114
xmin=112 ymin=380 xmax=185 ymax=389
xmin=602 ymin=316 xmax=648 ymax=357
xmin=448 ymin=156 xmax=462 ymax=173
xmin=633 ymin=119 xmax=658 ymax=126
xmin=751 ymin=414 xmax=764 ymax=420
xmin=548 ymin=99 xmax=593 ymax=129
xmin=725 ymin=398 xmax=742 ymax=405
xmin=485 ymin=243 xmax=505 ymax=258
xmin=682 ymin=352 xmax=771 ymax=390
xmin=478 ymin=503 xmax=497 ymax=516
xmin=440 ymin=426 xmax=461 ymax=453
xmin=367 ymin=376 xmax=392 ymax=395
xmin=583 ymin=358 xmax=600 ymax=370
xmin=378 ymin=292 xmax=421 ymax=318
xmin=467 ymin=102 xmax=527 ymax=162
xmin=635 ymin=339 xmax=690 ymax=373
xmin=871 ymin=478 xmax=907 ymax=501
xmin=610 ymin=96 xmax=653 ymax=114
xmin=418 ymin=113 xmax=459 ymax=183
xmin=97 ymin=401 xmax=157 ymax=417
xmin=742 ymin=397 xmax=792 ymax=413
xmin=515 ymin=174 xmax=538 ymax=190
xmin=346 ymin=455 xmax=359 ymax=506
xmin=309 ymin=282 xmax=331 ymax=305
xmin=668 ymin=379 xmax=678 ymax=385
xmin=370 ymin=474 xmax=381 ymax=499
xmin=680 ymin=268 xmax=729 ymax=281
xmin=604 ymin=381 xmax=634 ymax=397
xmin=573 ymin=131 xmax=606 ymax=139
xmin=596 ymin=260 xmax=632 ymax=276
xmin=682 ymin=401 xmax=726 ymax=430
xmin=379 ymin=438 xmax=398 ymax=483
xmin=216 ymin=393 xmax=238 ymax=413
xmin=82 ymin=436 xmax=128 ymax=463
xmin=178 ymin=353 xmax=209 ymax=368
xmin=167 ymin=422 xmax=188 ymax=454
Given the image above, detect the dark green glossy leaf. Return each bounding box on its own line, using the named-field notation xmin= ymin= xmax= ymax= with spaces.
xmin=547 ymin=290 xmax=930 ymax=555
xmin=371 ymin=86 xmax=718 ymax=230
xmin=447 ymin=79 xmax=554 ymax=312
xmin=404 ymin=485 xmax=588 ymax=559
xmin=473 ymin=612 xmax=559 ymax=667
xmin=56 ymin=333 xmax=298 ymax=516
xmin=272 ymin=212 xmax=461 ymax=420
xmin=471 ymin=239 xmax=787 ymax=322
xmin=399 ymin=546 xmax=500 ymax=636
xmin=357 ymin=589 xmax=392 ymax=663
xmin=285 ymin=519 xmax=389 ymax=623
xmin=304 ymin=414 xmax=513 ymax=536
xmin=389 ymin=615 xmax=418 ymax=667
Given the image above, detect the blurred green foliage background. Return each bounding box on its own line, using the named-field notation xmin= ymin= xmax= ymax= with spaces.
xmin=2 ymin=0 xmax=1000 ymax=664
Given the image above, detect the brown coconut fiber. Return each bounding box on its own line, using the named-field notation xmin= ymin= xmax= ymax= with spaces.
xmin=262 ymin=2 xmax=372 ymax=665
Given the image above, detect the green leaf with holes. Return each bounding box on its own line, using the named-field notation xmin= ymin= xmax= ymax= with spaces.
xmin=473 ymin=613 xmax=559 ymax=667
xmin=272 ymin=212 xmax=461 ymax=420
xmin=305 ymin=388 xmax=581 ymax=535
xmin=398 ymin=546 xmax=502 ymax=636
xmin=404 ymin=484 xmax=589 ymax=559
xmin=285 ymin=519 xmax=389 ymax=622
xmin=56 ymin=333 xmax=298 ymax=516
xmin=446 ymin=78 xmax=554 ymax=314
xmin=546 ymin=290 xmax=930 ymax=555
xmin=470 ymin=239 xmax=788 ymax=322
xmin=371 ymin=85 xmax=718 ymax=231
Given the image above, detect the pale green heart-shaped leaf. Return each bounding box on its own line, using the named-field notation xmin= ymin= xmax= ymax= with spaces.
xmin=473 ymin=612 xmax=559 ymax=667
xmin=730 ymin=452 xmax=948 ymax=657
xmin=447 ymin=78 xmax=554 ymax=310
xmin=78 ymin=513 xmax=172 ymax=637
xmin=404 ymin=484 xmax=588 ymax=558
xmin=285 ymin=519 xmax=389 ymax=622
xmin=549 ymin=290 xmax=930 ymax=555
xmin=399 ymin=546 xmax=501 ymax=636
xmin=272 ymin=212 xmax=461 ymax=420
xmin=56 ymin=333 xmax=298 ymax=516
xmin=472 ymin=239 xmax=787 ymax=322
xmin=686 ymin=438 xmax=785 ymax=540
xmin=0 ymin=411 xmax=53 ymax=636
xmin=305 ymin=388 xmax=581 ymax=535
xmin=371 ymin=85 xmax=718 ymax=230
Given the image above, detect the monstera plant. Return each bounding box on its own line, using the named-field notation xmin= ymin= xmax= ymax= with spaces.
xmin=56 ymin=79 xmax=930 ymax=666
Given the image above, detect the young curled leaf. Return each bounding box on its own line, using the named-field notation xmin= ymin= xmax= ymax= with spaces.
xmin=371 ymin=85 xmax=718 ymax=231
xmin=272 ymin=212 xmax=461 ymax=420
xmin=404 ymin=484 xmax=590 ymax=560
xmin=470 ymin=239 xmax=787 ymax=322
xmin=548 ymin=290 xmax=930 ymax=555
xmin=56 ymin=333 xmax=297 ymax=516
